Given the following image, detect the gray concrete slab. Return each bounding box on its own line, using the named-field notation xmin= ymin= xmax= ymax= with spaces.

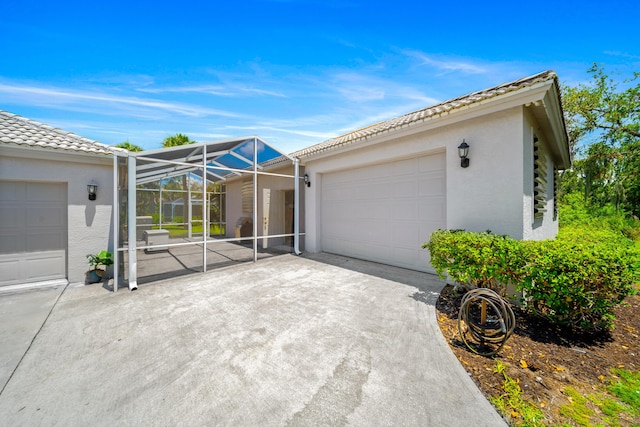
xmin=134 ymin=238 xmax=290 ymax=285
xmin=0 ymin=253 xmax=506 ymax=426
xmin=0 ymin=285 xmax=66 ymax=392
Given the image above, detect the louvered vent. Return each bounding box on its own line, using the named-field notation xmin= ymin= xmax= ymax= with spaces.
xmin=533 ymin=136 xmax=547 ymax=218
xmin=553 ymin=167 xmax=559 ymax=220
xmin=242 ymin=179 xmax=253 ymax=213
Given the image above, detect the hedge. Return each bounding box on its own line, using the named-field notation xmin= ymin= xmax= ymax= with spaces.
xmin=424 ymin=230 xmax=639 ymax=330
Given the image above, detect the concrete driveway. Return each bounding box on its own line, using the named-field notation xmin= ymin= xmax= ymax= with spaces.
xmin=0 ymin=253 xmax=506 ymax=426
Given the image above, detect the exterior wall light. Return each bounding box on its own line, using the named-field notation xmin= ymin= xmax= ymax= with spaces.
xmin=87 ymin=183 xmax=98 ymax=201
xmin=458 ymin=140 xmax=470 ymax=168
xmin=304 ymin=173 xmax=311 ymax=188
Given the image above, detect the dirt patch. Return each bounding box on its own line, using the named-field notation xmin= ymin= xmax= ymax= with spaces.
xmin=436 ymin=285 xmax=640 ymax=425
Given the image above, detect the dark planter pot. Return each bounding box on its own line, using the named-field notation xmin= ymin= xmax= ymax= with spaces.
xmin=86 ymin=270 xmax=103 ymax=284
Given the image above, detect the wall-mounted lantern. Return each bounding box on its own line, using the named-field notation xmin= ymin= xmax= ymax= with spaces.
xmin=458 ymin=140 xmax=470 ymax=168
xmin=87 ymin=183 xmax=98 ymax=201
xmin=304 ymin=173 xmax=311 ymax=188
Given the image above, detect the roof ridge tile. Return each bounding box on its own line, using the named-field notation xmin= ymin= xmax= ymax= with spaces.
xmin=0 ymin=110 xmax=126 ymax=155
xmin=293 ymin=70 xmax=557 ymax=158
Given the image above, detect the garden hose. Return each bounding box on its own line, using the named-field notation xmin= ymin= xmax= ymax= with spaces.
xmin=457 ymin=288 xmax=516 ymax=356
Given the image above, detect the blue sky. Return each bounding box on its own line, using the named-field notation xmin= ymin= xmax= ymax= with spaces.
xmin=1 ymin=0 xmax=639 ymax=154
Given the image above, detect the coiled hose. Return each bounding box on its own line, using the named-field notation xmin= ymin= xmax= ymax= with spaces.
xmin=457 ymin=288 xmax=516 ymax=356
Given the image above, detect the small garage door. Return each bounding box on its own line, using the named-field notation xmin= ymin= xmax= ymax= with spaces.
xmin=321 ymin=152 xmax=446 ymax=272
xmin=0 ymin=181 xmax=67 ymax=287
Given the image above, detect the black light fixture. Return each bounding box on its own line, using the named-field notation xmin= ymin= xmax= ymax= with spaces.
xmin=303 ymin=173 xmax=311 ymax=188
xmin=458 ymin=140 xmax=470 ymax=168
xmin=87 ymin=183 xmax=98 ymax=201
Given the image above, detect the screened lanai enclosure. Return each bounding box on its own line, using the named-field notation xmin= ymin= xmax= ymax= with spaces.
xmin=112 ymin=137 xmax=304 ymax=291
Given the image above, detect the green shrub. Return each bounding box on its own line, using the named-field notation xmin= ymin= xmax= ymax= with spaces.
xmin=86 ymin=250 xmax=114 ymax=271
xmin=560 ymin=192 xmax=640 ymax=241
xmin=425 ymin=229 xmax=639 ymax=331
xmin=425 ymin=230 xmax=524 ymax=296
xmin=520 ymin=237 xmax=638 ymax=330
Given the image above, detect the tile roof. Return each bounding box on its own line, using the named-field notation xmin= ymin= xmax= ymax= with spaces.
xmin=293 ymin=70 xmax=558 ymax=158
xmin=0 ymin=110 xmax=125 ymax=156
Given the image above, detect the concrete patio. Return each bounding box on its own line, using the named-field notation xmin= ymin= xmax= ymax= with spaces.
xmin=133 ymin=238 xmax=292 ymax=285
xmin=0 ymin=253 xmax=506 ymax=426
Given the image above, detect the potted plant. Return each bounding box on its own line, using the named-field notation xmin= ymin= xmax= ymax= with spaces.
xmin=86 ymin=250 xmax=114 ymax=283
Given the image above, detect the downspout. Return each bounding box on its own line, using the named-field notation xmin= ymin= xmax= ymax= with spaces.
xmin=113 ymin=153 xmax=119 ymax=292
xmin=294 ymin=158 xmax=302 ymax=255
xmin=202 ymin=145 xmax=207 ymax=272
xmin=187 ymin=174 xmax=192 ymax=238
xmin=127 ymin=156 xmax=138 ymax=291
xmin=253 ymin=137 xmax=258 ymax=262
xmin=159 ymin=186 xmax=163 ymax=230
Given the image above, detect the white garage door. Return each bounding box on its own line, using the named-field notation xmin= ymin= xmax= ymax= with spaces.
xmin=321 ymin=152 xmax=446 ymax=272
xmin=0 ymin=181 xmax=67 ymax=287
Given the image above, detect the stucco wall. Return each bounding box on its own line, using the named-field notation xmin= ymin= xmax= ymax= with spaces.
xmin=224 ymin=165 xmax=303 ymax=248
xmin=0 ymin=147 xmax=114 ymax=284
xmin=446 ymin=108 xmax=525 ymax=237
xmin=302 ymin=105 xmax=547 ymax=253
xmin=225 ymin=179 xmax=244 ymax=237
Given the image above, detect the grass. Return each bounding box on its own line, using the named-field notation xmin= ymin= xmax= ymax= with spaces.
xmin=490 ymin=361 xmax=639 ymax=426
xmin=152 ymin=224 xmax=226 ymax=238
xmin=556 ymin=369 xmax=639 ymax=427
xmin=489 ymin=360 xmax=546 ymax=427
xmin=608 ymin=369 xmax=640 ymax=418
xmin=559 ymin=387 xmax=594 ymax=426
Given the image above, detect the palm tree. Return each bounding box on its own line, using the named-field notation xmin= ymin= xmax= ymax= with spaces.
xmin=162 ymin=133 xmax=193 ymax=148
xmin=115 ymin=141 xmax=143 ymax=152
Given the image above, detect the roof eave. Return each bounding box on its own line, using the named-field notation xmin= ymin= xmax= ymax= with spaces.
xmin=0 ymin=141 xmax=118 ymax=157
xmin=544 ymin=82 xmax=572 ymax=169
xmin=295 ymin=73 xmax=563 ymax=161
xmin=297 ymin=78 xmax=568 ymax=164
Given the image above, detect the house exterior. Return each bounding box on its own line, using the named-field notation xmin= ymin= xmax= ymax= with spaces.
xmin=0 ymin=70 xmax=570 ymax=288
xmin=0 ymin=111 xmax=123 ymax=289
xmin=294 ymin=71 xmax=570 ymax=273
xmin=224 ymin=162 xmax=303 ymax=250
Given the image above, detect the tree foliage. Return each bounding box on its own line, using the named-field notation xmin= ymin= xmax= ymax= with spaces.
xmin=162 ymin=133 xmax=195 ymax=148
xmin=561 ymin=64 xmax=640 ymax=216
xmin=115 ymin=141 xmax=143 ymax=152
xmin=563 ymin=63 xmax=640 ymax=147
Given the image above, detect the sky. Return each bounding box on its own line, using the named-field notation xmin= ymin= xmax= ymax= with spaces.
xmin=1 ymin=0 xmax=639 ymax=154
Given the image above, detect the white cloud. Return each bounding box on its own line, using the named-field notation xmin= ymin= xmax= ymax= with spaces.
xmin=188 ymin=132 xmax=234 ymax=141
xmin=137 ymin=85 xmax=230 ymax=96
xmin=401 ymin=50 xmax=488 ymax=74
xmin=603 ymin=51 xmax=640 ymax=60
xmin=238 ymin=86 xmax=287 ymax=97
xmin=0 ymin=81 xmax=241 ymax=118
xmin=327 ymin=71 xmax=439 ymax=105
xmin=137 ymin=84 xmax=287 ymax=98
xmin=225 ymin=124 xmax=334 ymax=139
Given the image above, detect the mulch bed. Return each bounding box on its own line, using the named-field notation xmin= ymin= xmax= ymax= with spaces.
xmin=436 ymin=285 xmax=640 ymax=425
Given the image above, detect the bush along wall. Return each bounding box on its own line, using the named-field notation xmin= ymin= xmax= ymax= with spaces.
xmin=424 ymin=230 xmax=639 ymax=331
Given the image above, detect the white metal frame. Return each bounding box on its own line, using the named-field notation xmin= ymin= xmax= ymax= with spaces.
xmin=113 ymin=136 xmax=302 ymax=292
